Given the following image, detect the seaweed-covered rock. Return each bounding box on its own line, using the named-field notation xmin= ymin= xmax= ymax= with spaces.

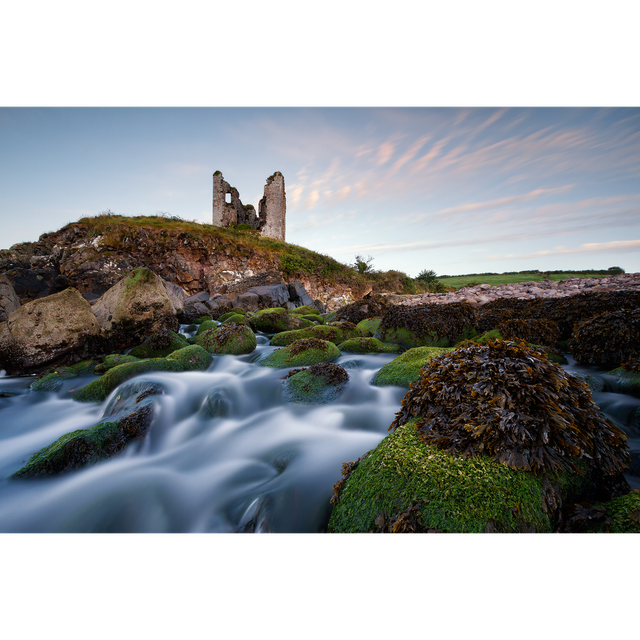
xmin=375 ymin=302 xmax=478 ymax=349
xmin=259 ymin=338 xmax=341 ymax=368
xmin=269 ymin=322 xmax=365 ymax=347
xmin=73 ymin=345 xmax=210 ymax=403
xmin=337 ymin=337 xmax=401 ymax=355
xmin=391 ymin=340 xmax=630 ymax=480
xmin=356 ymin=318 xmax=382 ymax=336
xmin=328 ymin=419 xmax=578 ymax=533
xmin=195 ymin=322 xmax=257 ymax=355
xmin=570 ymin=308 xmax=640 ymax=369
xmin=335 ymin=294 xmax=392 ymax=325
xmin=371 ymin=347 xmax=452 ymax=388
xmin=497 ymin=318 xmax=560 ymax=347
xmin=282 ymin=362 xmax=349 ymax=404
xmin=129 ymin=330 xmax=189 ymax=358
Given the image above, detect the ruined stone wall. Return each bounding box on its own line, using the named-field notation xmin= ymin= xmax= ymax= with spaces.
xmin=212 ymin=171 xmax=286 ymax=241
xmin=258 ymin=172 xmax=286 ymax=241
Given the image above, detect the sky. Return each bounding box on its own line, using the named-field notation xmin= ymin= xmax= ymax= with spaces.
xmin=1 ymin=106 xmax=638 ymax=277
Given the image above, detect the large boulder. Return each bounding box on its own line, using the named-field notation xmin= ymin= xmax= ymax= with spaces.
xmin=248 ymin=308 xmax=314 ymax=334
xmin=0 ymin=274 xmax=20 ymax=321
xmin=0 ymin=287 xmax=101 ymax=374
xmin=371 ymin=346 xmax=451 ymax=387
xmin=246 ymin=284 xmax=290 ymax=309
xmin=269 ymin=322 xmax=366 ymax=347
xmin=92 ymin=267 xmax=179 ymax=349
xmin=195 ymin=322 xmax=257 ymax=355
xmin=282 ymin=362 xmax=349 ymax=404
xmin=259 ymin=338 xmax=341 ymax=368
xmin=288 ymin=280 xmax=314 ymax=307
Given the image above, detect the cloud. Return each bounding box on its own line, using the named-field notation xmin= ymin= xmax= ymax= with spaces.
xmin=376 ymin=142 xmax=395 ymax=166
xmin=484 ymin=239 xmax=640 ymax=261
xmin=304 ymin=190 xmax=319 ymax=209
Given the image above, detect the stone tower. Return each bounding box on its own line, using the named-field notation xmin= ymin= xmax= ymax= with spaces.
xmin=212 ymin=171 xmax=286 ymax=242
xmin=258 ymin=172 xmax=286 ymax=242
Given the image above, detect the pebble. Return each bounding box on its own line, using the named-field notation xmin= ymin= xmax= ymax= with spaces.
xmin=397 ymin=273 xmax=640 ymax=307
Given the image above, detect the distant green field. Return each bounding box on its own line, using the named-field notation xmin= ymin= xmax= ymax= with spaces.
xmin=438 ymin=271 xmax=612 ymax=290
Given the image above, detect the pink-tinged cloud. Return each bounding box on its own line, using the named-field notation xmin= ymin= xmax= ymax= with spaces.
xmin=387 ymin=135 xmax=431 ymax=177
xmin=304 ymin=190 xmax=319 ymax=210
xmin=488 ymin=239 xmax=640 ymax=261
xmin=376 ymin=142 xmax=395 ymax=166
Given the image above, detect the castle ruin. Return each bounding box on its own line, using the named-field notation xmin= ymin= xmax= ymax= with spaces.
xmin=212 ymin=171 xmax=286 ymax=241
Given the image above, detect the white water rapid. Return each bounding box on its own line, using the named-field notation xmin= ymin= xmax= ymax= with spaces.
xmin=1 ymin=329 xmax=638 ymax=532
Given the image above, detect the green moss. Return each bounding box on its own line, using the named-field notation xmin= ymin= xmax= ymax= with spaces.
xmin=10 ymin=421 xmax=122 ymax=478
xmin=328 ymin=419 xmax=565 ymax=533
xmin=337 ymin=337 xmax=401 ymax=355
xmin=259 ymin=339 xmax=341 ymax=368
xmin=248 ymin=308 xmax=314 ymax=334
xmin=195 ymin=322 xmax=257 ymax=355
xmin=30 ymin=360 xmax=97 ymax=392
xmin=94 ymin=354 xmax=142 ymax=373
xmin=221 ymin=313 xmax=248 ymax=325
xmin=292 ymin=313 xmax=322 ymax=324
xmin=591 ymin=491 xmax=640 ymax=532
xmin=356 ymin=318 xmax=382 ymax=336
xmin=372 ymin=347 xmax=452 ymax=387
xmin=283 ymin=363 xmax=348 ymax=404
xmin=294 ymin=305 xmax=320 ymax=315
xmin=218 ymin=310 xmax=245 ymax=322
xmin=607 ymin=367 xmax=640 ymax=398
xmin=123 ymin=266 xmax=154 ymax=292
xmin=130 ymin=331 xmax=189 ymax=358
xmin=195 ymin=315 xmax=212 ymax=325
xmin=73 ymin=346 xmax=210 ymax=403
xmin=270 ymin=323 xmax=366 ymax=347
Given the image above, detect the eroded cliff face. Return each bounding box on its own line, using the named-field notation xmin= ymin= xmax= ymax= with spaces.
xmin=0 ymin=221 xmax=359 ymax=312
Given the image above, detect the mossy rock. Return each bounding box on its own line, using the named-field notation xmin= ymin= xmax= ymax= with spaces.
xmin=294 ymin=305 xmax=320 ymax=316
xmin=196 ymin=320 xmax=218 ymax=334
xmin=259 ymin=338 xmax=341 ymax=368
xmin=337 ymin=337 xmax=401 ymax=355
xmin=323 ymin=312 xmax=337 ymax=323
xmin=356 ymin=318 xmax=382 ymax=336
xmin=570 ymin=372 xmax=605 ymax=393
xmin=269 ymin=323 xmax=366 ymax=347
xmin=221 ymin=313 xmax=248 ymax=325
xmin=292 ymin=313 xmax=323 ymax=324
xmin=219 ymin=309 xmax=246 ymax=322
xmin=282 ymin=362 xmax=349 ymax=404
xmin=371 ymin=347 xmax=452 ymax=388
xmin=195 ymin=322 xmax=256 ymax=355
xmin=248 ymin=308 xmax=314 ymax=334
xmin=94 ymin=354 xmax=142 ymax=374
xmin=328 ymin=419 xmax=577 ymax=533
xmin=30 ymin=360 xmax=97 ymax=392
xmin=195 ymin=315 xmax=212 ymax=325
xmin=591 ymin=490 xmax=640 ymax=532
xmin=10 ymin=405 xmax=155 ymax=479
xmin=129 ymin=330 xmax=189 ymax=358
xmin=73 ymin=345 xmax=210 ymax=403
xmin=606 ymin=367 xmax=640 ymax=398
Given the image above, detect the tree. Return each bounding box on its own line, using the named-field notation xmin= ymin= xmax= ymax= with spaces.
xmin=415 ymin=269 xmax=438 ymax=285
xmin=608 ymin=266 xmax=625 ymax=274
xmin=351 ymin=255 xmax=375 ymax=274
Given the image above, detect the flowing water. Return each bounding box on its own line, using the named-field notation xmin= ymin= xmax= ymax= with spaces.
xmin=1 ymin=329 xmax=639 ymax=533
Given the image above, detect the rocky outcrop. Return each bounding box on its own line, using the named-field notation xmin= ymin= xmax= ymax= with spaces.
xmin=0 ymin=222 xmax=357 ymax=312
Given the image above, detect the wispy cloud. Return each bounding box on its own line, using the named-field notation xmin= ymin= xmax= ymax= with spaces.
xmin=484 ymin=239 xmax=640 ymax=261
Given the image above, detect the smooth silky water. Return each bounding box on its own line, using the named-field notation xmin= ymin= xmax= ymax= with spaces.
xmin=1 ymin=333 xmax=638 ymax=532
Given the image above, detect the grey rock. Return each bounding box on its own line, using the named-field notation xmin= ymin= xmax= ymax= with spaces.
xmin=247 ymin=284 xmax=290 ymax=308
xmin=232 ymin=292 xmax=260 ymax=312
xmin=288 ymin=280 xmax=314 ymax=306
xmin=0 ymin=274 xmax=20 ymax=321
xmin=185 ymin=291 xmax=210 ymax=304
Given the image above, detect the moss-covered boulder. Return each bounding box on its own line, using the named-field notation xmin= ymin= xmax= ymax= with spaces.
xmin=356 ymin=318 xmax=382 ymax=336
xmin=195 ymin=322 xmax=257 ymax=355
xmin=328 ymin=419 xmax=575 ymax=533
xmin=593 ymin=491 xmax=640 ymax=532
xmin=129 ymin=330 xmax=189 ymax=358
xmin=94 ymin=354 xmax=142 ymax=373
xmin=73 ymin=345 xmax=210 ymax=403
xmin=195 ymin=320 xmax=218 ymax=334
xmin=247 ymin=308 xmax=314 ymax=334
xmin=259 ymin=338 xmax=341 ymax=368
xmin=282 ymin=362 xmax=349 ymax=404
xmin=293 ymin=305 xmax=320 ymax=316
xmin=331 ymin=340 xmax=633 ymax=533
xmin=337 ymin=337 xmax=401 ymax=355
xmin=606 ymin=366 xmax=640 ymax=398
xmin=269 ymin=322 xmax=366 ymax=347
xmin=30 ymin=360 xmax=97 ymax=392
xmin=220 ymin=313 xmax=248 ymax=325
xmin=10 ymin=404 xmax=157 ymax=479
xmin=218 ymin=309 xmax=246 ymax=322
xmin=371 ymin=347 xmax=451 ymax=388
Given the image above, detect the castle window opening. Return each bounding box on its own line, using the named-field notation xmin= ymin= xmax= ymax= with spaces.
xmin=225 ymin=192 xmax=232 ymax=204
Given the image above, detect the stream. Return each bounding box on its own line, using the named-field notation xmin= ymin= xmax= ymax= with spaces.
xmin=1 ymin=327 xmax=639 ymax=533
